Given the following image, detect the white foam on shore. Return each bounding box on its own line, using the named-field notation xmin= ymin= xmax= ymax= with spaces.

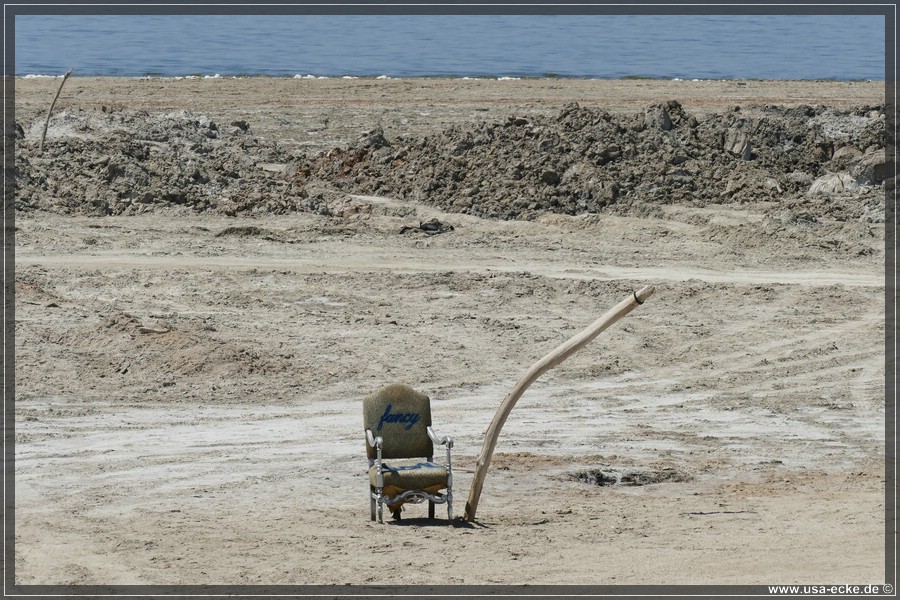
xmin=459 ymin=76 xmax=524 ymax=81
xmin=21 ymin=73 xmax=798 ymax=83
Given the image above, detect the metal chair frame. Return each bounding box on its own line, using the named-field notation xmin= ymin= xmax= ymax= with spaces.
xmin=366 ymin=426 xmax=453 ymax=523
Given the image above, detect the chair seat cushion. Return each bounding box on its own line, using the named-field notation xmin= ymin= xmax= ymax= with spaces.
xmin=370 ymin=460 xmax=449 ymax=491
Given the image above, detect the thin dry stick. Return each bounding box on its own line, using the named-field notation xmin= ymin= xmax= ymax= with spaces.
xmin=463 ymin=285 xmax=655 ymax=522
xmin=39 ymin=68 xmax=73 ymax=154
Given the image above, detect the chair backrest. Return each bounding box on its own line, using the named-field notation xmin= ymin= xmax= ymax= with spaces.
xmin=364 ymin=384 xmax=433 ymax=460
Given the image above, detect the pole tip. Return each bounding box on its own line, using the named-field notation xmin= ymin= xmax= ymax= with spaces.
xmin=634 ymin=285 xmax=655 ymax=305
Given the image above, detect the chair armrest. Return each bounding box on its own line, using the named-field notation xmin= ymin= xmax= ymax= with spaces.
xmin=427 ymin=426 xmax=454 ymax=449
xmin=428 ymin=427 xmax=454 ymax=488
xmin=366 ymin=429 xmax=383 ymax=449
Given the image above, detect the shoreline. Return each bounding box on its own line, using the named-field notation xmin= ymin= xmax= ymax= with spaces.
xmin=14 ymin=76 xmax=885 ymax=148
xmin=17 ymin=73 xmax=887 ymax=82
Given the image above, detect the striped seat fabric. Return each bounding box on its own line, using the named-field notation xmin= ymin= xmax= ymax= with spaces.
xmin=369 ymin=460 xmax=449 ymax=490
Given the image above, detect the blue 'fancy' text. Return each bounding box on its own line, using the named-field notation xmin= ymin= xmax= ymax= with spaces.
xmin=377 ymin=404 xmax=421 ymax=431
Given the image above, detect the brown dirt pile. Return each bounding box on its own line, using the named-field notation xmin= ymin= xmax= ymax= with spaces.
xmin=298 ymin=101 xmax=884 ymax=222
xmin=16 ymin=100 xmax=885 ymax=225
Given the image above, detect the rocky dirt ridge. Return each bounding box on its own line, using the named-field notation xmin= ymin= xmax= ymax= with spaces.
xmin=297 ymin=101 xmax=885 ymax=222
xmin=15 ymin=100 xmax=885 ymax=227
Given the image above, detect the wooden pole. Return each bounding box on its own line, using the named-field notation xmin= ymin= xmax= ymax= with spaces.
xmin=463 ymin=285 xmax=655 ymax=522
xmin=39 ymin=68 xmax=72 ymax=155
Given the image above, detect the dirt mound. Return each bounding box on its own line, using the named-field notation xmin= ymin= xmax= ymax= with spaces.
xmin=296 ymin=101 xmax=885 ymax=221
xmin=75 ymin=311 xmax=293 ymax=383
xmin=16 ymin=101 xmax=885 ymax=224
xmin=15 ymin=108 xmax=311 ymax=216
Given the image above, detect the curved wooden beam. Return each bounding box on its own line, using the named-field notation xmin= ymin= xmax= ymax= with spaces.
xmin=463 ymin=285 xmax=655 ymax=522
xmin=39 ymin=69 xmax=73 ymax=155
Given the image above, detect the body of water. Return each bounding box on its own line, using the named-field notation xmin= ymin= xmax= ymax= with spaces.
xmin=14 ymin=13 xmax=886 ymax=80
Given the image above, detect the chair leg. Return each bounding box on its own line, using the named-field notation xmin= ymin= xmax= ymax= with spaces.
xmin=370 ymin=488 xmax=376 ymax=522
xmin=373 ymin=487 xmax=384 ymax=523
xmin=428 ymin=500 xmax=435 ymax=519
xmin=447 ymin=491 xmax=453 ymax=521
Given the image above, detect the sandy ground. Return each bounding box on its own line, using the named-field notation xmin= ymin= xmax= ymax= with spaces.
xmin=11 ymin=77 xmax=888 ymax=587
